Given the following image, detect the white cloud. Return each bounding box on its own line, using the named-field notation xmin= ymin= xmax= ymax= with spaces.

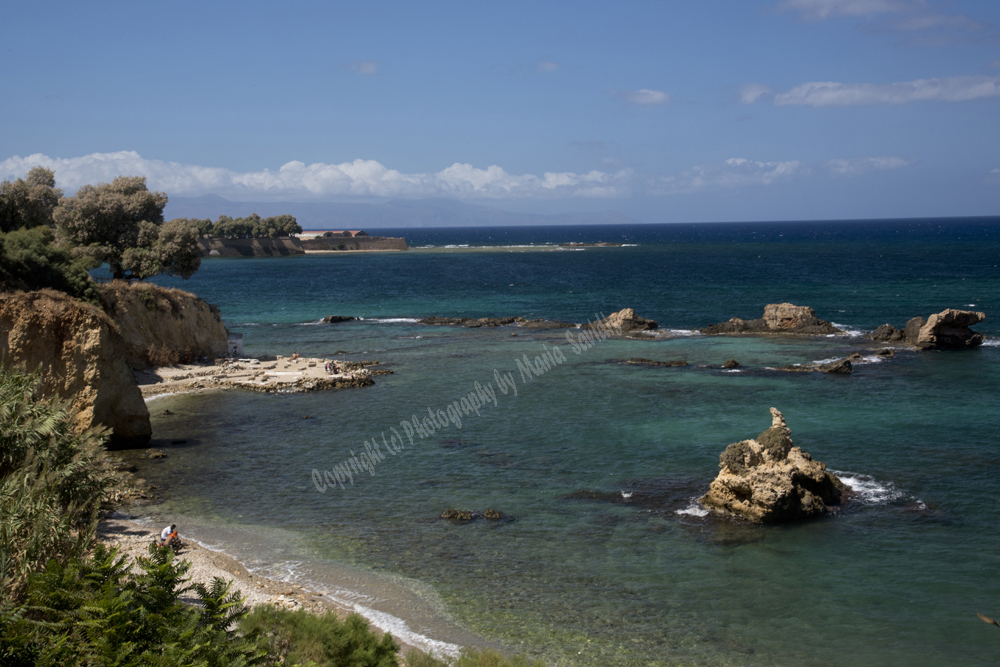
xmin=825 ymin=156 xmax=916 ymax=176
xmin=740 ymin=84 xmax=772 ymax=104
xmin=0 ymin=151 xmax=633 ymax=200
xmin=775 ymin=0 xmax=908 ymax=20
xmin=610 ymin=88 xmax=670 ymax=106
xmin=650 ymin=158 xmax=806 ymax=195
xmin=348 ymin=60 xmax=379 ymax=75
xmin=774 ymin=75 xmax=1000 ymax=106
xmin=536 ymin=60 xmax=560 ymax=72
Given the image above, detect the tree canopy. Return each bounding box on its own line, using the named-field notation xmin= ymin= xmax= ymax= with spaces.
xmin=53 ymin=176 xmax=200 ymax=281
xmin=0 ymin=167 xmax=62 ymax=233
xmin=201 ymin=213 xmax=302 ymax=239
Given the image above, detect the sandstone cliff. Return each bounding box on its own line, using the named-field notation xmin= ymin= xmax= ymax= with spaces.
xmin=0 ymin=290 xmax=150 ymax=447
xmin=98 ymin=282 xmax=229 ymax=369
xmin=698 ymin=408 xmax=845 ymax=523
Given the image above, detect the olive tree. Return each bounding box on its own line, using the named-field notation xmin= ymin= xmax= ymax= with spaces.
xmin=0 ymin=167 xmax=63 ymax=232
xmin=53 ymin=176 xmax=200 ymax=281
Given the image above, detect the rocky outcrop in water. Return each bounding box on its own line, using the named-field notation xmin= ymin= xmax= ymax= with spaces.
xmin=698 ymin=408 xmax=845 ymax=523
xmin=440 ymin=508 xmax=506 ymax=521
xmin=99 ymin=282 xmax=228 ymax=369
xmin=0 ymin=290 xmax=151 ymax=447
xmin=869 ymin=309 xmax=985 ymax=350
xmin=582 ymin=308 xmax=658 ymax=333
xmin=773 ymin=358 xmax=853 ymax=374
xmin=322 ymin=315 xmax=357 ymax=324
xmin=701 ymin=303 xmax=842 ymax=336
xmin=915 ymin=309 xmax=985 ymax=350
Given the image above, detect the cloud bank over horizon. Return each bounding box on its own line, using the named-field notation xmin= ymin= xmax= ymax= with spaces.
xmin=0 ymin=151 xmax=918 ymax=203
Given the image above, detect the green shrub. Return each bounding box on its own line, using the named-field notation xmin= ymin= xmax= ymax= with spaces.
xmin=0 ymin=367 xmax=111 ymax=600
xmin=0 ymin=226 xmax=98 ymax=302
xmin=240 ymin=604 xmax=400 ymax=667
xmin=0 ymin=543 xmax=267 ymax=666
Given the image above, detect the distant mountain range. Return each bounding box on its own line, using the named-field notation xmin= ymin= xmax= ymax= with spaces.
xmin=164 ymin=195 xmax=637 ymax=230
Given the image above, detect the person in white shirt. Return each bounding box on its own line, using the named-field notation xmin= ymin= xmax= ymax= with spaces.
xmin=159 ymin=524 xmax=177 ymax=547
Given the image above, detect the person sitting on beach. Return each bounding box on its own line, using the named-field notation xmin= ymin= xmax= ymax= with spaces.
xmin=159 ymin=523 xmax=178 ymax=547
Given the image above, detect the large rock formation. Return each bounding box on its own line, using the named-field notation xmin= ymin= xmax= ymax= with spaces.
xmin=0 ymin=290 xmax=151 ymax=447
xmin=583 ymin=308 xmax=658 ymax=333
xmin=701 ymin=303 xmax=842 ymax=336
xmin=698 ymin=408 xmax=845 ymax=523
xmin=98 ymin=282 xmax=229 ymax=369
xmin=915 ymin=309 xmax=985 ymax=350
xmin=869 ymin=309 xmax=985 ymax=350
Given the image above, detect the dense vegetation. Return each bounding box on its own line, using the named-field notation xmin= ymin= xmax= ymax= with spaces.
xmin=183 ymin=213 xmax=303 ymax=240
xmin=53 ymin=175 xmax=201 ymax=281
xmin=0 ymin=226 xmax=99 ymax=302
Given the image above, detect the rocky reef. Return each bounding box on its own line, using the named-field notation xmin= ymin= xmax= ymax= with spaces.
xmin=582 ymin=308 xmax=658 ymax=333
xmin=701 ymin=303 xmax=842 ymax=336
xmin=698 ymin=408 xmax=846 ymax=523
xmin=870 ymin=308 xmax=985 ymax=350
xmin=773 ymin=358 xmax=853 ymax=374
xmin=419 ymin=315 xmax=574 ymax=329
xmin=0 ymin=290 xmax=151 ymax=447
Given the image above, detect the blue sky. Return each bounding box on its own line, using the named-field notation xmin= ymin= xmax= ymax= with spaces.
xmin=2 ymin=0 xmax=999 ymax=223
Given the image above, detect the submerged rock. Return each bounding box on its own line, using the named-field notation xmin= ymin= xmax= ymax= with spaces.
xmin=419 ymin=315 xmax=573 ymax=329
xmin=915 ymin=309 xmax=986 ymax=350
xmin=622 ymin=358 xmax=688 ymax=367
xmin=774 ymin=358 xmax=853 ymax=374
xmin=701 ymin=303 xmax=842 ymax=336
xmin=322 ymin=315 xmax=356 ymax=324
xmin=440 ymin=508 xmax=474 ymax=520
xmin=698 ymin=408 xmax=845 ymax=523
xmin=722 ymin=359 xmax=741 ymax=369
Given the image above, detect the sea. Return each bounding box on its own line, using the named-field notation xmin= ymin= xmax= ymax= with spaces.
xmin=117 ymin=218 xmax=1000 ymax=666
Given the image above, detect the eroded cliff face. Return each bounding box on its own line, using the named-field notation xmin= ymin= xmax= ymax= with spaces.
xmin=98 ymin=282 xmax=229 ymax=369
xmin=0 ymin=290 xmax=151 ymax=447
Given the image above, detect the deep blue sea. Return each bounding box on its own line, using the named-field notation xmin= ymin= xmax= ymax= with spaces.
xmin=126 ymin=218 xmax=1000 ymax=666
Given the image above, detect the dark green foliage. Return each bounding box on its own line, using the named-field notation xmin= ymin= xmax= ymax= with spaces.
xmin=0 ymin=168 xmax=62 ymax=233
xmin=240 ymin=605 xmax=400 ymax=667
xmin=211 ymin=213 xmax=301 ymax=239
xmin=756 ymin=427 xmax=792 ymax=459
xmin=0 ymin=226 xmax=99 ymax=303
xmin=0 ymin=543 xmax=267 ymax=666
xmin=0 ymin=367 xmax=111 ymax=600
xmin=719 ymin=440 xmax=757 ymax=476
xmin=53 ymin=176 xmax=200 ymax=281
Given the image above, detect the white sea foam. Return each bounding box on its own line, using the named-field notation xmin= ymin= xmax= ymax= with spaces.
xmin=833 ymin=471 xmax=903 ymax=505
xmin=666 ymin=329 xmax=699 ymax=337
xmin=358 ymin=317 xmax=421 ymax=324
xmin=622 ymin=243 xmax=638 ymax=247
xmin=353 ymin=604 xmax=462 ymax=658
xmin=982 ymin=338 xmax=999 ymax=347
xmin=620 ymin=491 xmax=633 ymax=499
xmin=443 ymin=244 xmax=469 ymax=248
xmin=675 ymin=501 xmax=709 ymax=517
xmin=145 ymin=391 xmax=197 ymax=402
xmin=721 ymin=369 xmax=742 ymax=373
xmin=297 ymin=319 xmax=326 ymax=326
xmin=829 ymin=323 xmax=864 ymax=337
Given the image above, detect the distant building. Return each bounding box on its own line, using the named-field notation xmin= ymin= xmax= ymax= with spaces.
xmin=297 ymin=230 xmax=369 ymax=239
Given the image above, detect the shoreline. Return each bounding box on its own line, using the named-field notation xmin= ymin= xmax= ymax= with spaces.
xmin=97 ymin=513 xmax=464 ymax=659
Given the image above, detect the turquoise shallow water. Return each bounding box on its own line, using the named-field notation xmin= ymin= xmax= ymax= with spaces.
xmin=128 ymin=219 xmax=1000 ymax=665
